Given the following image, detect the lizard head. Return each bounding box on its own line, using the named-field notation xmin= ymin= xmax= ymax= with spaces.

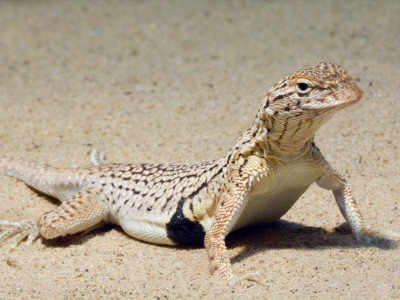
xmin=264 ymin=62 xmax=363 ymax=116
xmin=256 ymin=62 xmax=363 ymax=153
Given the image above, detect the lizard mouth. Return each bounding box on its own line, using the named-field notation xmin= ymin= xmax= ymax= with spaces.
xmin=332 ymin=85 xmax=363 ymax=109
xmin=299 ymin=85 xmax=363 ymax=110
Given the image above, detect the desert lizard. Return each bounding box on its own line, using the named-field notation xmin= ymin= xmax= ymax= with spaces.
xmin=0 ymin=62 xmax=373 ymax=285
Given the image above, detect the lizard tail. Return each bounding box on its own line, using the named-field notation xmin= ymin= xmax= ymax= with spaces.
xmin=0 ymin=157 xmax=88 ymax=202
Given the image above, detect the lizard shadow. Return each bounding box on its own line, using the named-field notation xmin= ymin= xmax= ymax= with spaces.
xmin=41 ymin=218 xmax=396 ymax=252
xmin=42 ymin=223 xmax=116 ymax=248
xmin=41 ymin=220 xmax=396 ymax=256
xmin=225 ymin=220 xmax=397 ymax=265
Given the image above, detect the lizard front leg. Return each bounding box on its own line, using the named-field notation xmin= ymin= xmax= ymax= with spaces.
xmin=204 ymin=155 xmax=269 ymax=285
xmin=312 ymin=146 xmax=367 ymax=241
xmin=204 ymin=181 xmax=249 ymax=283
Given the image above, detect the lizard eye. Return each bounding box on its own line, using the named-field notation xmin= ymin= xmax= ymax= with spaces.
xmin=296 ymin=79 xmax=313 ymax=94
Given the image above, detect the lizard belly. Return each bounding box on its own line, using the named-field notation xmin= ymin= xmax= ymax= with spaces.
xmin=231 ymin=185 xmax=310 ymax=232
xmin=230 ymin=163 xmax=318 ymax=232
xmin=118 ymin=216 xmax=175 ymax=245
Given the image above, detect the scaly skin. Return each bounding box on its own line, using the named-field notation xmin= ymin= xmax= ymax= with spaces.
xmin=0 ymin=62 xmax=369 ymax=285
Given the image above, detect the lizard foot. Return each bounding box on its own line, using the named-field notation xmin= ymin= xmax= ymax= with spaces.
xmin=335 ymin=224 xmax=398 ymax=244
xmin=229 ymin=272 xmax=264 ymax=288
xmin=353 ymin=229 xmax=400 ymax=248
xmin=354 ymin=231 xmax=373 ymax=244
xmin=0 ymin=220 xmax=41 ymax=250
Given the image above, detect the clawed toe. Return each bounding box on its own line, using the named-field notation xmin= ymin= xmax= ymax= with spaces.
xmin=228 ymin=272 xmax=263 ymax=288
xmin=0 ymin=220 xmax=41 ymax=249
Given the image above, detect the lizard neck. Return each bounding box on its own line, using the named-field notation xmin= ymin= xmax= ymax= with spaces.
xmin=227 ymin=112 xmax=316 ymax=162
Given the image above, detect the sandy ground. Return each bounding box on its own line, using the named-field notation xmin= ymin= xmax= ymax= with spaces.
xmin=0 ymin=0 xmax=399 ymax=298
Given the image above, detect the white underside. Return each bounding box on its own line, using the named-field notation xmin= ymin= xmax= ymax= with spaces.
xmin=231 ymin=185 xmax=310 ymax=232
xmin=230 ymin=161 xmax=319 ymax=233
xmin=119 ymin=218 xmax=175 ymax=245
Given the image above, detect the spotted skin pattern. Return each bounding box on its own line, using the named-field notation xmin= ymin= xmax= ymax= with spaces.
xmin=0 ymin=62 xmax=373 ymax=285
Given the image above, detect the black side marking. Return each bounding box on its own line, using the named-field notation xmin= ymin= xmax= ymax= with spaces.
xmin=165 ymin=165 xmax=224 ymax=245
xmin=166 ymin=198 xmax=205 ymax=246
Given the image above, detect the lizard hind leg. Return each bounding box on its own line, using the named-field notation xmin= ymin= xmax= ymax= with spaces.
xmin=38 ymin=188 xmax=109 ymax=239
xmin=0 ymin=188 xmax=109 ymax=249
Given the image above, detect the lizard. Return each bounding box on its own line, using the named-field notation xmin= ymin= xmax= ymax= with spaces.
xmin=0 ymin=62 xmax=373 ymax=285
